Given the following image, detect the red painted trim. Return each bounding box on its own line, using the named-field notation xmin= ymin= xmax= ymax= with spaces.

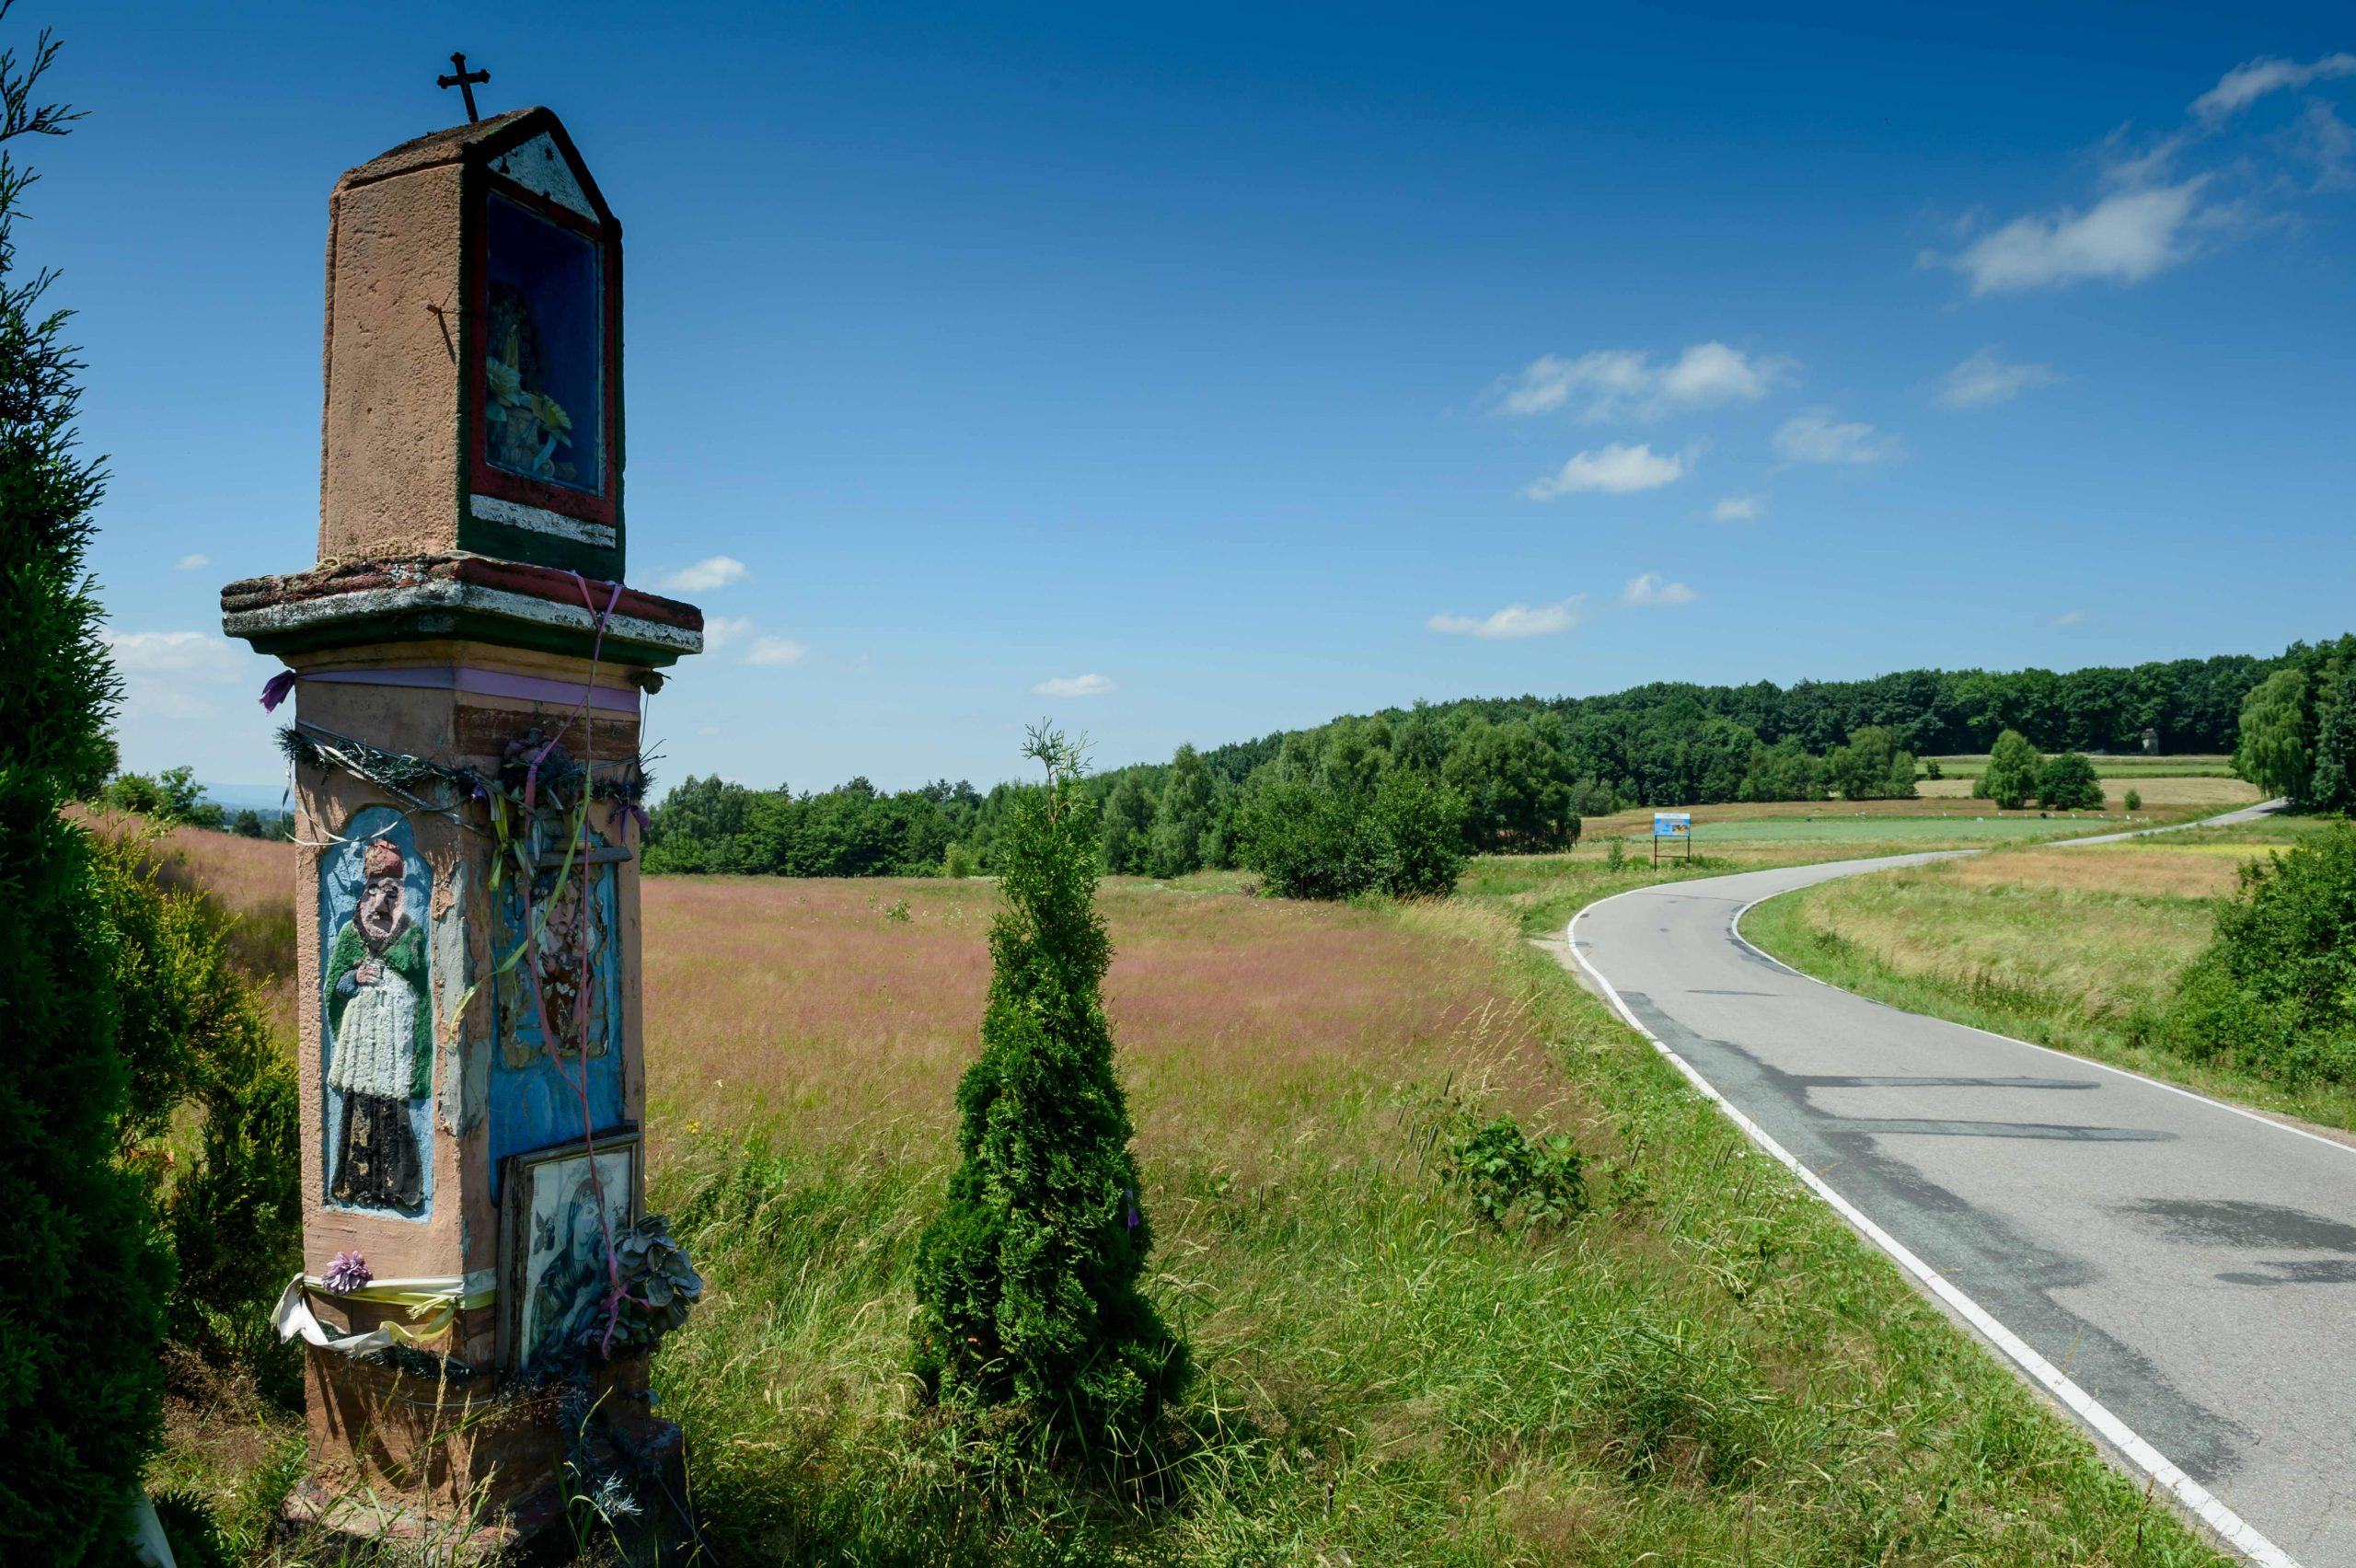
xmin=466 ymin=172 xmax=621 ymax=530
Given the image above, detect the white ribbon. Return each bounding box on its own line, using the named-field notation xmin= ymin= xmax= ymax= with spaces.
xmin=271 ymin=1269 xmax=498 ymax=1357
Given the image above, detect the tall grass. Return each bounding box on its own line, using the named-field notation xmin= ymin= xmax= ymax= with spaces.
xmin=144 ymin=844 xmax=2227 ymax=1563
xmin=641 ymin=883 xmax=2221 ymax=1564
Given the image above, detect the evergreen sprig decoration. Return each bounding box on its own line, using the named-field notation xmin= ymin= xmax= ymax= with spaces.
xmin=912 ymin=724 xmax=1188 ymax=1451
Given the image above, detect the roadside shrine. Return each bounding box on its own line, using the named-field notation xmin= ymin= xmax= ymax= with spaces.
xmin=221 ymin=102 xmax=706 ymax=1558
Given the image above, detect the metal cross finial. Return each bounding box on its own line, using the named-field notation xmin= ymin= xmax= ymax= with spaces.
xmin=437 ymin=52 xmax=490 ymax=123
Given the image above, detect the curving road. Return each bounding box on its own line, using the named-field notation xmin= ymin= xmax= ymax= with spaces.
xmin=1569 ymin=808 xmax=2354 ymax=1568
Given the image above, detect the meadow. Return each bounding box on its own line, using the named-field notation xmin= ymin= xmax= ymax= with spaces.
xmin=1923 ymin=754 xmax=2241 ymax=778
xmin=1740 ymin=813 xmax=2356 ymax=1137
xmin=149 ymin=824 xmax=2232 ymax=1564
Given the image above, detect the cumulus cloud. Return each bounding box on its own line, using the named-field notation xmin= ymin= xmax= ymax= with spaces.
xmin=745 ymin=636 xmax=807 ymax=666
xmin=1775 ymin=409 xmax=1900 ymax=465
xmin=1497 ymin=341 xmax=1793 ymax=421
xmin=1936 ymin=349 xmax=2062 ymax=408
xmin=662 ymin=555 xmax=751 ymax=592
xmin=1623 ymin=572 xmax=1696 ymax=607
xmin=1525 ymin=442 xmax=1688 ymax=499
xmin=109 ymin=630 xmax=242 ymax=721
xmin=2193 ymin=53 xmax=2356 ymax=121
xmin=1930 ymin=179 xmax=2209 ymax=294
xmin=1711 ymin=494 xmax=1763 ymax=523
xmin=1426 ymin=594 xmax=1587 ymax=640
xmin=1032 ymin=673 xmax=1116 ymax=698
xmin=176 ymin=553 xmax=211 ymax=571
xmin=701 ymin=615 xmax=754 ymax=651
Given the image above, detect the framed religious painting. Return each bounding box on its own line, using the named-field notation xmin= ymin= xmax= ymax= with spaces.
xmin=462 ymin=115 xmax=624 ymax=570
xmin=497 ymin=1129 xmax=641 ymax=1373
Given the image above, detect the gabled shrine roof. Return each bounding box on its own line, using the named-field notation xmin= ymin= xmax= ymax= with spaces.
xmin=335 ymin=106 xmax=613 ymax=227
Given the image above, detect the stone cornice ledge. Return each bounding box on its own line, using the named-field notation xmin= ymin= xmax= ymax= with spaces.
xmin=222 ymin=554 xmax=703 ymax=663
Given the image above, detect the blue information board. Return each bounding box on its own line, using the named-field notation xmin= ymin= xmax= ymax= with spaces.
xmin=1654 ymin=813 xmax=1692 ymax=839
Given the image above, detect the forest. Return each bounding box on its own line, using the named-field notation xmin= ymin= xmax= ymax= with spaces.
xmin=642 ymin=639 xmax=2350 ymax=881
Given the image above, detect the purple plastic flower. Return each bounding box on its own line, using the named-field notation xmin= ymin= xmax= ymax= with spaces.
xmin=322 ymin=1251 xmax=372 ymax=1294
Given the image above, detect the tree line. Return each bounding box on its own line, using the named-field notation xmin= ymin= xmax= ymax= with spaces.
xmin=643 ymin=639 xmax=2339 ymax=882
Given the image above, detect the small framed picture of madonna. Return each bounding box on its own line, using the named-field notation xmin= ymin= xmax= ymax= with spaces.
xmin=497 ymin=1129 xmax=641 ymax=1373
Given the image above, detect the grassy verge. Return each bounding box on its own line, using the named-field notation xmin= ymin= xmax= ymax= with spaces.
xmin=641 ymin=879 xmax=2223 ymax=1564
xmin=139 ymin=832 xmax=2233 ymax=1563
xmin=1740 ymin=819 xmax=2356 ymax=1136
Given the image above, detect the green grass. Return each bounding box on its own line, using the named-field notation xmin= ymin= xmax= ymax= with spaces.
xmin=1741 ymin=848 xmax=2356 ymax=1136
xmin=641 ymin=891 xmax=2225 ymax=1566
xmin=1927 ymin=755 xmax=2236 ymax=778
xmin=1639 ymin=813 xmax=2120 ymax=844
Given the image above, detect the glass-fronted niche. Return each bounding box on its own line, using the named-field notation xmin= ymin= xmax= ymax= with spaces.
xmin=482 ymin=191 xmax=603 ymax=495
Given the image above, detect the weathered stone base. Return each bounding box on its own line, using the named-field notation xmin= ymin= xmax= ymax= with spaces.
xmin=283 ymin=1418 xmax=696 ymax=1565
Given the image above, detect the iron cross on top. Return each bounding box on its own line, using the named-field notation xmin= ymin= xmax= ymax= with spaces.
xmin=437 ymin=52 xmax=490 ymax=123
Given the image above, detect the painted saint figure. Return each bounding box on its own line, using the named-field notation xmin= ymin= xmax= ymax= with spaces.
xmin=328 ymin=838 xmax=432 ymax=1209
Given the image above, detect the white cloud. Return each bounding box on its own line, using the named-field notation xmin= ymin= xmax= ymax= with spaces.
xmin=2192 ymin=53 xmax=2356 ymax=121
xmin=700 ymin=615 xmax=754 ymax=652
xmin=662 ymin=555 xmax=751 ymax=593
xmin=1936 ymin=348 xmax=2062 ymax=409
xmin=1774 ymin=409 xmax=1901 ymax=465
xmin=175 ymin=553 xmax=211 ymax=571
xmin=1498 ymin=341 xmax=1793 ymax=421
xmin=1931 ymin=179 xmax=2208 ymax=294
xmin=1032 ymin=673 xmax=1116 ymax=698
xmin=1711 ymin=494 xmax=1763 ymax=523
xmin=108 ymin=630 xmax=242 ymax=721
xmin=1623 ymin=572 xmax=1697 ymax=607
xmin=1525 ymin=442 xmax=1687 ymax=499
xmin=2050 ymin=608 xmax=2088 ymax=627
xmin=745 ymin=636 xmax=807 ymax=666
xmin=1426 ymin=594 xmax=1587 ymax=640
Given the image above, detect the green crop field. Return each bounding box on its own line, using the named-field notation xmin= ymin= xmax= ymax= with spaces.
xmin=1618 ymin=813 xmax=2119 ymax=845
xmin=1926 ymin=754 xmax=2236 ymax=778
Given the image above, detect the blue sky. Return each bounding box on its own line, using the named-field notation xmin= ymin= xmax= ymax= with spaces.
xmin=49 ymin=3 xmax=2356 ymax=793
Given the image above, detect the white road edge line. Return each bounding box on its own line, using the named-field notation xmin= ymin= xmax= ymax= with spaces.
xmin=1567 ymin=885 xmax=2301 ymax=1568
xmin=1725 ymin=888 xmax=2356 ymax=1162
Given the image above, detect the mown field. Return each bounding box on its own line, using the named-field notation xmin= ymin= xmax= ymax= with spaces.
xmin=1923 ymin=754 xmax=2241 ymax=779
xmin=1741 ymin=813 xmax=2356 ymax=1136
xmin=151 ymin=824 xmax=2230 ymax=1564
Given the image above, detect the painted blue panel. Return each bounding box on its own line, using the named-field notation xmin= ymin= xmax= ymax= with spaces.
xmin=488 ymin=849 xmax=625 ymax=1196
xmin=319 ymin=806 xmax=435 ymax=1221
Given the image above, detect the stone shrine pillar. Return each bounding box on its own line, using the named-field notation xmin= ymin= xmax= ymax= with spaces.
xmin=222 ymin=108 xmax=703 ymax=1556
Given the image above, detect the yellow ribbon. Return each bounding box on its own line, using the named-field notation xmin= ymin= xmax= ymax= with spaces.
xmin=272 ymin=1270 xmax=498 ymax=1356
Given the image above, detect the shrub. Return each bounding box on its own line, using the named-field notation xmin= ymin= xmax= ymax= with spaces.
xmin=1441 ymin=1115 xmax=1586 ymax=1228
xmin=911 ymin=728 xmax=1186 ymax=1449
xmin=0 ymin=28 xmax=175 ymax=1555
xmin=2165 ymin=823 xmax=2356 ymax=1085
xmin=91 ymin=833 xmax=301 ymax=1346
xmin=1975 ymin=729 xmax=2041 ymax=811
xmin=2036 ymin=751 xmax=2103 ymax=811
xmin=2124 ymin=788 xmax=2142 ymax=813
xmin=1239 ymin=770 xmax=1468 ymax=901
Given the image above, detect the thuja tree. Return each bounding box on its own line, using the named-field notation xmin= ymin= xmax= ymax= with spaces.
xmin=913 ymin=726 xmax=1187 ymax=1448
xmin=0 ymin=17 xmax=173 ymax=1558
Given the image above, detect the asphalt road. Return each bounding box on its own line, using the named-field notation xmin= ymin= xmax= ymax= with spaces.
xmin=1569 ymin=809 xmax=2354 ymax=1567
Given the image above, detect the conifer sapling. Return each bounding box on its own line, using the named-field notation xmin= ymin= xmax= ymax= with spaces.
xmin=913 ymin=724 xmax=1186 ymax=1447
